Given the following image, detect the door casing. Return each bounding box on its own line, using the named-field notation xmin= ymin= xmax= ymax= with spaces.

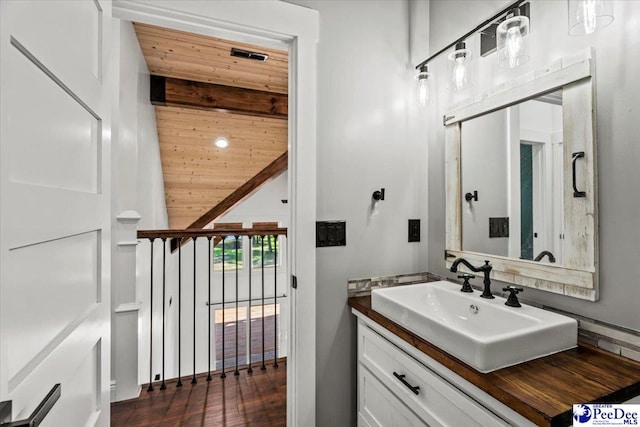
xmin=112 ymin=1 xmax=318 ymax=425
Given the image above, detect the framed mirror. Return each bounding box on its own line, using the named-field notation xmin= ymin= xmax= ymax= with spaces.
xmin=461 ymin=90 xmax=564 ymax=263
xmin=444 ymin=51 xmax=598 ymax=301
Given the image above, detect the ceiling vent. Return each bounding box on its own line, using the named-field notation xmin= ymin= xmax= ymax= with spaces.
xmin=230 ymin=47 xmax=269 ymax=62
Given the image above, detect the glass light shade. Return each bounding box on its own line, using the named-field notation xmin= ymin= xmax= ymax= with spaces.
xmin=497 ymin=11 xmax=530 ymax=69
xmin=447 ymin=42 xmax=472 ymax=91
xmin=568 ymin=0 xmax=614 ymax=35
xmin=415 ymin=65 xmax=431 ymax=106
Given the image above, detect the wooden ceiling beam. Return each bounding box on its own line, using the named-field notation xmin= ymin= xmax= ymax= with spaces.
xmin=151 ymin=75 xmax=288 ymax=119
xmin=188 ymin=151 xmax=288 ymax=230
xmin=171 ymin=151 xmax=288 ymax=251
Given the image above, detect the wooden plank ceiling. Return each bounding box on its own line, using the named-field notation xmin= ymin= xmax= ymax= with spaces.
xmin=133 ymin=23 xmax=288 ymax=229
xmin=134 ymin=23 xmax=288 ymax=93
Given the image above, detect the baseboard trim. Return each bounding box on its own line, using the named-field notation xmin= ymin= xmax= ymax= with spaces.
xmin=110 ymin=380 xmax=117 ymax=403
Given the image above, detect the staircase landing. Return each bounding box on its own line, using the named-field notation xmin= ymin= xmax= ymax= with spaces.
xmin=111 ymin=360 xmax=286 ymax=426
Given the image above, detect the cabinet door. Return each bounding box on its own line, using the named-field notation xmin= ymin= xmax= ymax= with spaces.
xmin=359 ymin=323 xmax=509 ymax=427
xmin=359 ymin=364 xmax=427 ymax=427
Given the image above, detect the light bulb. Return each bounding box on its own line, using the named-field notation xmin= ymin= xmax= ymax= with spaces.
xmin=417 ymin=79 xmax=429 ymax=106
xmin=505 ymin=26 xmax=523 ymax=68
xmin=415 ymin=65 xmax=430 ymax=106
xmin=568 ymin=0 xmax=613 ymax=36
xmin=580 ymin=0 xmax=598 ymax=34
xmin=448 ymin=42 xmax=471 ymax=91
xmin=496 ymin=9 xmax=529 ymax=69
xmin=453 ymin=58 xmax=468 ymax=91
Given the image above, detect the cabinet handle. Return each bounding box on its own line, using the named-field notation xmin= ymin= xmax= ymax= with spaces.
xmin=393 ymin=371 xmax=420 ymax=395
xmin=572 ymin=151 xmax=586 ymax=198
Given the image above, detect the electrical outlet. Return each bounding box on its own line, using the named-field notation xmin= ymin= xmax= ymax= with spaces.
xmin=408 ymin=219 xmax=420 ymax=242
xmin=154 ymin=374 xmax=160 ymax=381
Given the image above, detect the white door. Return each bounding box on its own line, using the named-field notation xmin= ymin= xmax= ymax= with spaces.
xmin=0 ymin=1 xmax=111 ymax=426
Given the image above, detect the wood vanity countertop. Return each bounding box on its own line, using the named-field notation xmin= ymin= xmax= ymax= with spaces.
xmin=349 ymin=295 xmax=640 ymax=427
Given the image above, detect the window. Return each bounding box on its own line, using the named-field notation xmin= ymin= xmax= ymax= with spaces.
xmin=213 ymin=235 xmax=243 ymax=271
xmin=213 ymin=223 xmax=244 ymax=271
xmin=251 ymin=235 xmax=279 ymax=269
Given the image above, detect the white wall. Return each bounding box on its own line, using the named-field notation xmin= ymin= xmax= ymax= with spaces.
xmin=111 ymin=20 xmax=168 ymax=401
xmin=284 ymin=1 xmax=429 ymax=425
xmin=520 ymin=100 xmax=563 ymax=136
xmin=410 ymin=0 xmax=430 ymax=66
xmin=217 ymin=172 xmax=288 ymax=226
xmin=428 ymin=0 xmax=506 ymax=56
xmin=136 ymin=86 xmax=169 ymax=230
xmin=461 ymin=109 xmax=509 ymax=256
xmin=109 ymin=19 xmax=170 ymax=396
xmin=426 ymin=0 xmax=640 ymax=332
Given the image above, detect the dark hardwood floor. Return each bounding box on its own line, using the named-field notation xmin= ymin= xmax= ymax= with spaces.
xmin=111 ymin=361 xmax=286 ymax=427
xmin=216 ymin=313 xmax=278 ymax=366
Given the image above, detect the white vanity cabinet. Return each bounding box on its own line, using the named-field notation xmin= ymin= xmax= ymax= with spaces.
xmin=359 ymin=367 xmax=426 ymax=427
xmin=355 ymin=312 xmax=537 ymax=427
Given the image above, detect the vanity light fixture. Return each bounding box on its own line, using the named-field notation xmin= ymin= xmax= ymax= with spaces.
xmin=214 ymin=136 xmax=229 ymax=149
xmin=568 ymin=0 xmax=614 ymax=36
xmin=496 ymin=8 xmax=530 ymax=69
xmin=448 ymin=41 xmax=472 ymax=91
xmin=415 ymin=65 xmax=431 ymax=106
xmin=414 ymin=0 xmax=528 ymax=89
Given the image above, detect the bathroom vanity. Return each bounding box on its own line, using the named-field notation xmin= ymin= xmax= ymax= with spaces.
xmin=346 ymin=46 xmax=640 ymax=427
xmin=349 ymin=292 xmax=640 ymax=427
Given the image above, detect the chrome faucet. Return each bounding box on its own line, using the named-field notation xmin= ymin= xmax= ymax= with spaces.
xmin=450 ymin=258 xmax=494 ymax=299
xmin=534 ymin=250 xmax=556 ymax=263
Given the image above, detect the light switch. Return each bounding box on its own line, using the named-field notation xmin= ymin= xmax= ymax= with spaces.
xmin=316 ymin=221 xmax=346 ymax=247
xmin=408 ymin=219 xmax=420 ymax=242
xmin=489 ymin=217 xmax=509 ymax=238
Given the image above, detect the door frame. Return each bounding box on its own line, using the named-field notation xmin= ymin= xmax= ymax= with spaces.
xmin=111 ymin=1 xmax=318 ymax=425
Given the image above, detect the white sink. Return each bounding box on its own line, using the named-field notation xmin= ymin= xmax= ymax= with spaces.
xmin=371 ymin=281 xmax=577 ymax=373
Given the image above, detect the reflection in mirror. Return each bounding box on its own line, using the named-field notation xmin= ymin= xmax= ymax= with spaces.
xmin=461 ymin=90 xmax=564 ymax=265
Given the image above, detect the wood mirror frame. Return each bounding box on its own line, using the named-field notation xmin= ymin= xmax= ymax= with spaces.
xmin=444 ymin=50 xmax=598 ymax=301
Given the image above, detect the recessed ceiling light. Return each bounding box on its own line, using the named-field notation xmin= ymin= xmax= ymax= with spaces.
xmin=214 ymin=136 xmax=229 ymax=149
